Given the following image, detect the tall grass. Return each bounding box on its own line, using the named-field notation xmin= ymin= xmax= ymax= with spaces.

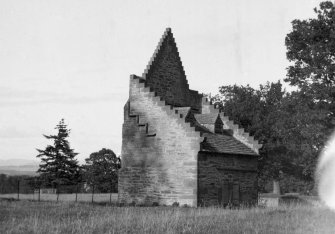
xmin=1 ymin=200 xmax=334 ymax=234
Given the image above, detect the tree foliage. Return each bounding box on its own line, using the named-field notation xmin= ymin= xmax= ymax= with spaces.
xmin=213 ymin=82 xmax=286 ymax=180
xmin=0 ymin=174 xmax=36 ymax=194
xmin=82 ymin=148 xmax=121 ymax=193
xmin=283 ymin=1 xmax=335 ymax=190
xmin=211 ymin=1 xmax=335 ymax=194
xmin=36 ymin=119 xmax=81 ymax=188
xmin=212 ymin=81 xmax=326 ymax=193
xmin=285 ymin=1 xmax=335 ymax=116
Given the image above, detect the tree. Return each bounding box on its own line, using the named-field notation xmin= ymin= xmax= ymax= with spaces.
xmin=213 ymin=82 xmax=285 ymax=181
xmin=212 ymin=84 xmax=263 ymax=136
xmin=212 ymin=81 xmax=320 ymax=193
xmin=36 ymin=119 xmax=81 ymax=188
xmin=285 ymin=1 xmax=335 ymax=118
xmin=82 ymin=148 xmax=121 ymax=193
xmin=284 ymin=1 xmax=335 ymax=192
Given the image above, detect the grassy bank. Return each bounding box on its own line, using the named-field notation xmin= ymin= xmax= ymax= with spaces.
xmin=0 ymin=200 xmax=334 ymax=234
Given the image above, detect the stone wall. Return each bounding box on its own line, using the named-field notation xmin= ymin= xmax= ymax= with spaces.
xmin=118 ymin=76 xmax=203 ymax=206
xmin=198 ymin=151 xmax=258 ymax=206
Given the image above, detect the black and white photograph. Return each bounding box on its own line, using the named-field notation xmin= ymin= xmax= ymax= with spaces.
xmin=1 ymin=0 xmax=335 ymax=233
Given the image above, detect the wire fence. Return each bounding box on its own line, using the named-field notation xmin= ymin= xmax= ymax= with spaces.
xmin=0 ymin=178 xmax=118 ymax=204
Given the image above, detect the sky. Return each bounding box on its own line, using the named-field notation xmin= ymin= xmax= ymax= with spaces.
xmin=0 ymin=0 xmax=325 ymax=164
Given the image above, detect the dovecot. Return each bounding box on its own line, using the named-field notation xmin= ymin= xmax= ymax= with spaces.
xmin=118 ymin=28 xmax=262 ymax=207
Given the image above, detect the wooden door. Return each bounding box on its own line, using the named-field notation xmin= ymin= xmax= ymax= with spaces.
xmin=220 ymin=181 xmax=240 ymax=207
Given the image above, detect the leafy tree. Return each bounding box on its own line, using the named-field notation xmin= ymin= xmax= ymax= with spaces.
xmin=83 ymin=148 xmax=121 ymax=193
xmin=208 ymin=2 xmax=335 ymax=194
xmin=280 ymin=91 xmax=329 ymax=178
xmin=25 ymin=176 xmax=43 ymax=190
xmin=213 ymin=84 xmax=263 ymax=136
xmin=285 ymin=1 xmax=335 ymax=122
xmin=212 ymin=81 xmax=320 ymax=193
xmin=36 ymin=119 xmax=81 ymax=188
xmin=284 ymin=0 xmax=335 ymax=191
xmin=0 ymin=174 xmax=6 ymax=193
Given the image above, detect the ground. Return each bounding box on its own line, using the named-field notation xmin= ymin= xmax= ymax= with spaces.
xmin=1 ymin=199 xmax=335 ymax=233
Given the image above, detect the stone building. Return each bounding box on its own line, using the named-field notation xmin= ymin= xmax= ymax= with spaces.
xmin=118 ymin=28 xmax=262 ymax=207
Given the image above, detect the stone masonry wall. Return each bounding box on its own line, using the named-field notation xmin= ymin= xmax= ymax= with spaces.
xmin=118 ymin=76 xmax=203 ymax=207
xmin=198 ymin=151 xmax=258 ymax=206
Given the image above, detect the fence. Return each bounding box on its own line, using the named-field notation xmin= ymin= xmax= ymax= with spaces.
xmin=0 ymin=178 xmax=118 ymax=204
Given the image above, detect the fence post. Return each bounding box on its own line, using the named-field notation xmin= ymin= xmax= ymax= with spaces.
xmin=38 ymin=186 xmax=41 ymax=202
xmin=109 ymin=185 xmax=112 ymax=204
xmin=75 ymin=184 xmax=78 ymax=202
xmin=56 ymin=185 xmax=59 ymax=202
xmin=91 ymin=184 xmax=94 ymax=203
xmin=17 ymin=180 xmax=20 ymax=201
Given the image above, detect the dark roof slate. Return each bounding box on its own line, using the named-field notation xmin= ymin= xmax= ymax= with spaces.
xmin=201 ymin=133 xmax=257 ymax=156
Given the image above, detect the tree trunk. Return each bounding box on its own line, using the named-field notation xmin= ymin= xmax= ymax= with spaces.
xmin=273 ymin=180 xmax=280 ymax=195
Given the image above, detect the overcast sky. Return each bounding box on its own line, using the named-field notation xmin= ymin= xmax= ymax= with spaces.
xmin=0 ymin=0 xmax=325 ymax=163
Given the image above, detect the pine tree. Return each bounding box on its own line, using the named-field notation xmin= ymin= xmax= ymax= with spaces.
xmin=36 ymin=119 xmax=81 ymax=188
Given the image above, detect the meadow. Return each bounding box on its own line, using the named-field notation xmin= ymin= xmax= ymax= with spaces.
xmin=1 ymin=199 xmax=335 ymax=234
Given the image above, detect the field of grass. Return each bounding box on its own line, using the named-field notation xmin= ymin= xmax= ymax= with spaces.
xmin=1 ymin=199 xmax=335 ymax=234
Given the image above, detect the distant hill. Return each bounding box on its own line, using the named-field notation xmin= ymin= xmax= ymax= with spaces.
xmin=0 ymin=158 xmax=38 ymax=176
xmin=0 ymin=169 xmax=37 ymax=176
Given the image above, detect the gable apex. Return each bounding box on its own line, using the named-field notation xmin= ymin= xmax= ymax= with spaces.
xmin=140 ymin=28 xmax=199 ymax=107
xmin=142 ymin=28 xmax=186 ymax=80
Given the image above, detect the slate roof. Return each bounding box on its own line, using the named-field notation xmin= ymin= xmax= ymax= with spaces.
xmin=201 ymin=132 xmax=258 ymax=156
xmin=193 ymin=113 xmax=257 ymax=155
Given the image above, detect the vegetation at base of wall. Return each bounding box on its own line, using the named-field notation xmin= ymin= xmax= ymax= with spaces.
xmin=0 ymin=200 xmax=334 ymax=234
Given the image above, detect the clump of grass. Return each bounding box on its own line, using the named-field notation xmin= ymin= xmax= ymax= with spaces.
xmin=1 ymin=200 xmax=335 ymax=233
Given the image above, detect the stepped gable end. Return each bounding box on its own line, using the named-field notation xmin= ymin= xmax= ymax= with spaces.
xmin=142 ymin=28 xmax=202 ymax=110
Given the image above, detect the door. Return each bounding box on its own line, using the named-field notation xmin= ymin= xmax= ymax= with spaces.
xmin=220 ymin=181 xmax=240 ymax=207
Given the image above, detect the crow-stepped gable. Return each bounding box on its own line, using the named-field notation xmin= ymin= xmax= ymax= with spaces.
xmin=118 ymin=28 xmax=262 ymax=207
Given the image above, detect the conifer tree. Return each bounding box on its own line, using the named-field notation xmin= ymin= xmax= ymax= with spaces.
xmin=36 ymin=119 xmax=81 ymax=188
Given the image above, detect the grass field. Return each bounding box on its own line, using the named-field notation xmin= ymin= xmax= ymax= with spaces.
xmin=1 ymin=199 xmax=335 ymax=234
